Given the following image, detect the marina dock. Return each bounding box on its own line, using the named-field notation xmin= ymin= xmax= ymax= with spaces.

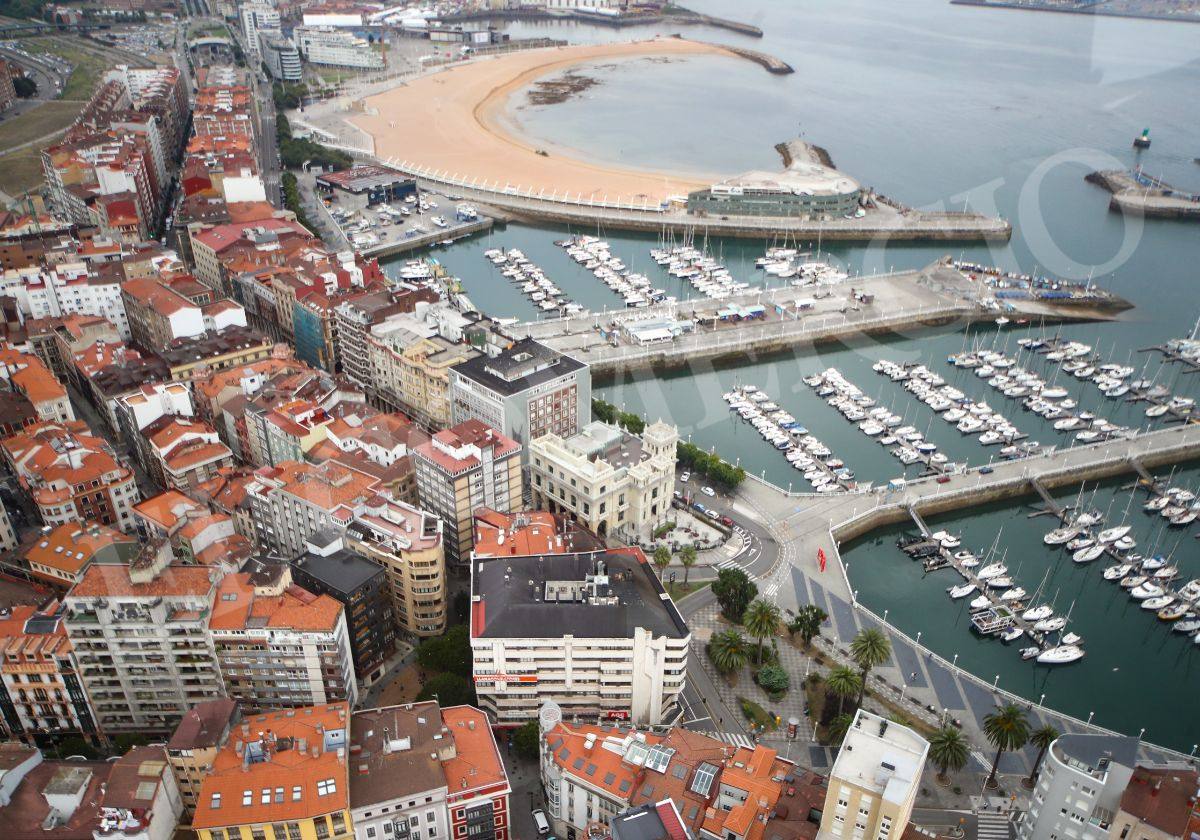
xmin=359 ymin=217 xmax=493 ymax=259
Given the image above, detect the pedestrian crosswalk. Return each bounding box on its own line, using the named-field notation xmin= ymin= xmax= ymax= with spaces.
xmin=695 ymin=730 xmax=756 ymax=749
xmin=975 ymin=810 xmax=1013 ymax=840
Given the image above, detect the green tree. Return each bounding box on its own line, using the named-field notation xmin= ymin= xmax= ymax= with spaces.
xmin=652 ymin=545 xmax=671 ymax=581
xmin=679 ymin=545 xmax=697 ymax=585
xmin=417 ymin=672 xmax=475 ymax=707
xmin=827 ymin=713 xmax=854 ymax=747
xmin=786 ymin=604 xmax=828 ymax=647
xmin=755 ymin=664 xmax=789 ymax=696
xmin=416 ymin=625 xmax=472 ymax=678
xmin=825 ymin=666 xmax=862 ymax=717
xmin=743 ymin=598 xmax=781 ymax=665
xmin=591 ymin=398 xmax=616 ymax=424
xmin=983 ymin=703 xmax=1030 ymax=790
xmin=1026 ymin=725 xmax=1060 ymax=786
xmin=512 ymin=720 xmax=540 ymax=760
xmin=708 ymin=628 xmax=750 ymax=674
xmin=13 ymin=75 xmax=36 ymax=98
xmin=849 ymin=628 xmax=891 ymax=706
xmin=712 ymin=568 xmax=757 ymax=623
xmin=928 ymin=726 xmax=970 ymax=784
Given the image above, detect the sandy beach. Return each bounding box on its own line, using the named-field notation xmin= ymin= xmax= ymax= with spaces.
xmin=350 ymin=39 xmax=745 ymax=203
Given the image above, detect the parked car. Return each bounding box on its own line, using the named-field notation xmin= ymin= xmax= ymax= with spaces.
xmin=532 ymin=810 xmax=550 ymax=836
xmin=701 ymin=486 xmax=716 ymax=497
xmin=936 ymin=475 xmax=952 ymax=484
xmin=720 ymin=515 xmax=734 ymax=527
xmin=680 ymin=471 xmax=690 ymax=482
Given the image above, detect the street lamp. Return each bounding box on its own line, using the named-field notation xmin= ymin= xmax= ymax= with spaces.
xmin=952 ymin=653 xmax=958 ymax=668
xmin=1139 ymin=727 xmax=1146 ymax=739
xmin=1038 ymin=693 xmax=1045 ymax=708
xmin=992 ymin=674 xmax=999 ymax=691
xmin=1087 ymin=712 xmax=1095 ymax=726
xmin=883 ymin=608 xmax=889 ymax=623
xmin=915 ymin=630 xmax=922 ymax=646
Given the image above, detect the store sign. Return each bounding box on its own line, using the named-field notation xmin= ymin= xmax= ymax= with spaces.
xmin=473 ymin=673 xmax=538 ymax=685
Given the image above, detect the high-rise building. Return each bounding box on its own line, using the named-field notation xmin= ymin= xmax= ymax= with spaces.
xmin=818 ymin=710 xmax=929 ymax=840
xmin=64 ymin=541 xmax=224 ymax=735
xmin=240 ymin=4 xmax=282 ymax=61
xmin=260 ymin=32 xmax=303 ymax=82
xmin=412 ymin=420 xmax=522 ymax=570
xmin=449 ymin=338 xmax=589 ymax=452
xmin=293 ymin=27 xmax=385 ymax=70
xmin=469 ymin=548 xmax=689 ymax=726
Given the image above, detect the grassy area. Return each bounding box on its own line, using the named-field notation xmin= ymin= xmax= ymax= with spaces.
xmin=0 ymin=146 xmax=48 ymax=196
xmin=25 ymin=37 xmax=127 ymax=101
xmin=737 ymin=695 xmax=778 ymax=731
xmin=314 ymin=66 xmax=365 ymax=85
xmin=666 ymin=579 xmax=710 ymax=600
xmin=0 ymin=100 xmax=81 ymax=150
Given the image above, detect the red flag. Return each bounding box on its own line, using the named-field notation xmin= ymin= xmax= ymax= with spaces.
xmin=818 ymin=547 xmax=827 ymax=572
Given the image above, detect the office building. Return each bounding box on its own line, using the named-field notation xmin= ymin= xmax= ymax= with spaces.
xmin=469 ymin=548 xmax=689 ymax=726
xmin=449 ymin=337 xmax=589 ymax=450
xmin=819 ymin=710 xmax=929 ymax=840
xmin=293 ymin=27 xmax=385 ymax=69
xmin=240 ymin=4 xmax=281 ymax=61
xmin=686 ymin=166 xmax=862 ymax=221
xmin=529 ymin=420 xmax=677 ymax=540
xmin=412 ymin=420 xmax=522 ymax=570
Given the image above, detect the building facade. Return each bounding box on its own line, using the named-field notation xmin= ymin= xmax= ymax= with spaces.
xmin=165 ymin=698 xmax=239 ymax=817
xmin=1016 ymin=733 xmax=1140 ymax=840
xmin=293 ymin=27 xmax=385 ymax=69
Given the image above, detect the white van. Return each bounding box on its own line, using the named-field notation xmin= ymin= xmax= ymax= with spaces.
xmin=531 ymin=809 xmax=550 ymax=835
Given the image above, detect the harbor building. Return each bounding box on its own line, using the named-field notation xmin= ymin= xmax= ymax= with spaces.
xmin=818 ymin=709 xmax=929 ymax=840
xmin=413 ymin=420 xmax=523 ymax=570
xmin=449 ymin=337 xmax=589 ymax=453
xmin=1016 ymin=733 xmax=1140 ymax=840
xmin=687 ymin=164 xmax=862 ymax=221
xmin=293 ymin=27 xmax=385 ymax=70
xmin=529 ymin=420 xmax=678 ymax=540
xmin=469 ymin=548 xmax=689 ymax=726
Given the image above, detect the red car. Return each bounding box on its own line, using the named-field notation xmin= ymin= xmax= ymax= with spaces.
xmin=936 ymin=475 xmax=952 ymax=484
xmin=720 ymin=515 xmax=734 ymax=527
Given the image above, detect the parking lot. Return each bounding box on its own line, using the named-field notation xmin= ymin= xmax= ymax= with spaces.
xmin=320 ymin=186 xmax=483 ymax=252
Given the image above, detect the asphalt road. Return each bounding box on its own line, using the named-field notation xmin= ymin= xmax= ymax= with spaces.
xmin=0 ymin=46 xmax=67 ymax=100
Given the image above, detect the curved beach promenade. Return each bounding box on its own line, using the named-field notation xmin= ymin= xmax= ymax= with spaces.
xmin=349 ymin=39 xmax=741 ymax=203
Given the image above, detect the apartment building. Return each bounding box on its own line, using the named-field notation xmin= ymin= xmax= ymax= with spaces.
xmin=95 ymin=745 xmax=185 ymax=840
xmin=244 ymin=460 xmax=379 ymax=558
xmin=191 ymin=702 xmax=353 ymax=840
xmin=368 ymin=323 xmax=478 ymax=430
xmin=1108 ymin=766 xmax=1200 ymax=840
xmin=63 ymin=541 xmax=225 ymax=735
xmin=412 ymin=420 xmax=523 ymax=570
xmin=209 ymin=562 xmax=358 ymax=711
xmin=144 ymin=415 xmax=236 ymax=492
xmin=1017 ymin=733 xmax=1141 ymax=840
xmin=819 ymin=710 xmax=929 ymax=840
xmin=240 ymin=3 xmax=282 ymax=61
xmin=290 ymin=531 xmax=395 ymax=688
xmin=344 ymin=494 xmax=446 ymax=638
xmin=469 ymin=548 xmax=689 ymax=726
xmin=0 ymin=602 xmax=98 ymax=741
xmin=260 ymin=33 xmax=303 ymax=82
xmin=165 ymin=698 xmax=239 ymax=817
xmin=2 ymin=419 xmax=141 ymax=532
xmin=539 ymin=713 xmax=827 ymax=840
xmin=293 ymin=27 xmax=385 ymax=69
xmin=346 ymin=701 xmax=512 ymax=840
xmin=21 ymin=520 xmax=137 ymax=588
xmin=449 ymin=338 xmax=589 ymax=451
xmin=0 ymin=344 xmax=74 ymax=423
xmin=0 ymin=261 xmax=130 ymax=339
xmin=529 ymin=420 xmax=678 ymax=540
xmin=334 ymin=288 xmax=436 ymax=389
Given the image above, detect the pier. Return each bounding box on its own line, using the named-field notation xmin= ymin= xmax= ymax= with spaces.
xmin=358 ymin=217 xmax=493 ymax=259
xmin=1085 ymin=170 xmax=1200 ymax=220
xmin=513 ymin=262 xmax=1128 ymax=377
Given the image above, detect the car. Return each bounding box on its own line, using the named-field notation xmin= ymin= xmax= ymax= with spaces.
xmin=979 ymin=465 xmax=994 ymax=474
xmin=701 ymin=486 xmax=715 ymax=497
xmin=673 ymin=490 xmax=683 ymax=500
xmin=680 ymin=471 xmax=690 ymax=483
xmin=706 ymin=510 xmax=720 ymax=520
xmin=532 ymin=809 xmax=550 ymax=836
xmin=720 ymin=515 xmax=734 ymax=527
xmin=691 ymin=502 xmax=707 ymax=514
xmin=936 ymin=474 xmax=952 ymax=484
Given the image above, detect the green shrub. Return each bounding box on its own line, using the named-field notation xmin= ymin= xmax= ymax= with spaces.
xmin=755 ymin=664 xmax=790 ymax=696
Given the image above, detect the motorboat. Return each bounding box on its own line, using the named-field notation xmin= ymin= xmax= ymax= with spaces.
xmin=1073 ymin=545 xmax=1106 ymax=564
xmin=1113 ymin=535 xmax=1137 ymax=552
xmin=1034 ymin=616 xmax=1068 ymax=633
xmin=948 ymin=583 xmax=977 ymax=599
xmin=1022 ymin=605 xmax=1054 ymax=621
xmin=1066 ymin=536 xmax=1095 ymax=551
xmin=1061 ymin=632 xmax=1083 ymax=645
xmin=977 ymin=563 xmax=1008 ymax=580
xmin=1173 ymin=619 xmax=1200 ymax=634
xmin=1103 ymin=564 xmax=1133 ymax=581
xmin=1037 ymin=645 xmax=1085 ymax=665
xmin=953 ymin=550 xmax=977 ymax=564
xmin=1001 ymin=627 xmax=1025 ymax=643
xmin=999 ymin=587 xmax=1027 ymax=602
xmin=1141 ymin=595 xmax=1176 ymax=611
xmin=1130 ymin=582 xmax=1166 ymax=600
xmin=1120 ymin=575 xmax=1148 ymax=589
xmin=1020 ymin=646 xmax=1042 ymax=660
xmin=970 ymin=595 xmax=992 ymax=610
xmin=1097 ymin=525 xmax=1132 ymax=544
xmin=1141 ymin=555 xmax=1167 ymax=570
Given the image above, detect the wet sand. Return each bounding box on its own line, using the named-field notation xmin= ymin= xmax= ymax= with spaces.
xmin=351 ymin=39 xmax=744 ymax=203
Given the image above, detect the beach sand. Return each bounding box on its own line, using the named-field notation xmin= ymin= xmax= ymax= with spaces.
xmin=350 ymin=39 xmax=743 ymax=204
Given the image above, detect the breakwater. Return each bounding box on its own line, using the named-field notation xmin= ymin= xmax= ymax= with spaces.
xmin=1085 ymin=170 xmax=1200 ymax=220
xmin=434 ymin=6 xmax=764 ymax=37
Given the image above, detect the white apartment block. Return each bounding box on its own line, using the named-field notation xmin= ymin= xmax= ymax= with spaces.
xmin=293 ymin=26 xmax=384 ymax=69
xmin=469 ymin=550 xmax=689 ymax=727
xmin=64 ymin=544 xmax=225 ymax=735
xmin=1016 ymin=733 xmax=1140 ymax=840
xmin=0 ymin=262 xmax=130 ymax=339
xmin=819 ymin=710 xmax=929 ymax=840
xmin=529 ymin=420 xmax=677 ymax=540
xmin=240 ymin=3 xmax=281 ymax=60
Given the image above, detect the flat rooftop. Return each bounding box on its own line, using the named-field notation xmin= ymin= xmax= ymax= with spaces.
xmin=563 ymin=421 xmax=645 ymax=471
xmin=453 ymin=337 xmax=585 ymax=397
xmin=471 ymin=549 xmax=688 ymax=641
xmin=831 ymin=711 xmax=928 ymax=806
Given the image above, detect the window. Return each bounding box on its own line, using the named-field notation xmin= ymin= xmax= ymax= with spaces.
xmin=210 ymin=793 xmax=222 ymax=809
xmin=318 ymin=778 xmax=337 ymax=796
xmin=243 ymin=790 xmax=253 ymax=806
xmin=262 ymin=789 xmax=272 ymax=805
xmin=275 ymin=788 xmax=285 ymax=804
xmin=332 ymin=814 xmax=347 ymax=834
xmin=292 ymin=786 xmax=302 ymax=801
xmin=367 ymin=830 xmax=376 ymax=839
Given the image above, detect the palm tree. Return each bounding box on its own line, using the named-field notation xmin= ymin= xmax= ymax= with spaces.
xmin=849 ymin=628 xmax=891 ymax=706
xmin=652 ymin=545 xmax=671 ymax=582
xmin=827 ymin=713 xmax=853 ymax=747
xmin=743 ymin=599 xmax=782 ymax=664
xmin=708 ymin=628 xmax=750 ymax=674
xmin=928 ymin=726 xmax=970 ymax=785
xmin=825 ymin=666 xmax=862 ymax=717
xmin=679 ymin=545 xmax=697 ymax=585
xmin=787 ymin=604 xmax=828 ymax=647
xmin=1025 ymin=725 xmax=1060 ymax=787
xmin=983 ymin=703 xmax=1031 ymax=789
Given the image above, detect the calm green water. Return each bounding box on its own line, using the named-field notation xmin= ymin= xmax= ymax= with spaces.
xmin=382 ymin=0 xmax=1200 ymax=748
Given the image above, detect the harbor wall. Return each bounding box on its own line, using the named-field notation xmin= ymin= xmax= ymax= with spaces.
xmin=950 ymin=0 xmax=1200 ymax=24
xmin=1085 ymin=170 xmax=1200 ymax=220
xmin=434 ymin=6 xmax=765 ymax=37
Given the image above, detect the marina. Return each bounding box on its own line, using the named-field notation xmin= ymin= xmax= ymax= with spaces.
xmin=483 ymin=246 xmax=586 ymax=316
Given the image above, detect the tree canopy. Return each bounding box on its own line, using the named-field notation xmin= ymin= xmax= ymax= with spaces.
xmin=712 ymin=568 xmax=757 ymax=622
xmin=416 ymin=624 xmax=472 ymax=678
